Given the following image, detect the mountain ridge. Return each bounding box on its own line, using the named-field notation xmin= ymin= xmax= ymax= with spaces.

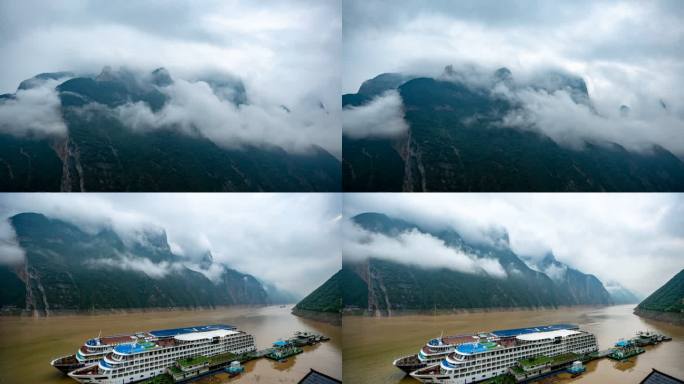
xmin=343 ymin=212 xmax=615 ymax=314
xmin=0 ymin=212 xmax=286 ymax=315
xmin=343 ymin=67 xmax=684 ymax=192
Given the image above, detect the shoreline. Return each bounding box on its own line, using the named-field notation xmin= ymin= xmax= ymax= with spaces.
xmin=291 ymin=308 xmax=342 ymax=326
xmin=634 ymin=308 xmax=684 ymax=326
xmin=0 ymin=303 xmax=295 ymax=318
xmin=342 ymin=304 xmax=636 ymax=317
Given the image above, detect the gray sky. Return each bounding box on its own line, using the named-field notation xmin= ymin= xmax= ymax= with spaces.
xmin=0 ymin=0 xmax=341 ymax=156
xmin=344 ymin=193 xmax=684 ymax=297
xmin=0 ymin=193 xmax=342 ymax=297
xmin=343 ymin=0 xmax=684 ymax=155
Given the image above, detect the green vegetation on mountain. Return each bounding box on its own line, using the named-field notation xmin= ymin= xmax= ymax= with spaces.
xmin=343 ymin=68 xmax=684 ymax=192
xmin=0 ymin=68 xmax=340 ymax=192
xmin=637 ymin=270 xmax=684 ymax=313
xmin=294 ymin=270 xmax=342 ymax=313
xmin=344 ymin=212 xmax=614 ymax=313
xmin=0 ymin=212 xmax=276 ymax=314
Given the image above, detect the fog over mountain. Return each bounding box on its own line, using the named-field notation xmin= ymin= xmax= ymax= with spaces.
xmin=343 ymin=0 xmax=684 ymax=157
xmin=0 ymin=194 xmax=342 ymax=297
xmin=343 ymin=194 xmax=684 ymax=297
xmin=0 ymin=0 xmax=341 ymax=156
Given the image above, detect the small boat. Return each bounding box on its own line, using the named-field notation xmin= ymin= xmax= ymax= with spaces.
xmin=225 ymin=361 xmax=244 ymax=377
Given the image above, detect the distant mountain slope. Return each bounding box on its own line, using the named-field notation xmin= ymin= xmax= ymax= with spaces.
xmin=0 ymin=68 xmax=340 ymax=192
xmin=292 ymin=270 xmax=342 ymax=325
xmin=343 ymin=68 xmax=684 ymax=192
xmin=343 ymin=212 xmax=614 ymax=314
xmin=0 ymin=213 xmax=275 ymax=315
xmin=635 ymin=269 xmax=684 ymax=325
xmin=605 ymin=281 xmax=641 ymax=304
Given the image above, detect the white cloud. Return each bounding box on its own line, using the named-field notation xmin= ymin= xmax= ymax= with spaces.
xmin=115 ymin=78 xmax=340 ymax=156
xmin=501 ymin=86 xmax=684 ymax=155
xmin=0 ymin=80 xmax=67 ymax=137
xmin=86 ymin=252 xmax=181 ymax=279
xmin=344 ymin=193 xmax=684 ymax=296
xmin=342 ymin=90 xmax=408 ymax=139
xmin=344 ymin=221 xmax=507 ymax=278
xmin=0 ymin=219 xmax=25 ymax=265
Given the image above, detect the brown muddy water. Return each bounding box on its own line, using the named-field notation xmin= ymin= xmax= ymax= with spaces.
xmin=343 ymin=305 xmax=684 ymax=384
xmin=0 ymin=305 xmax=341 ymax=384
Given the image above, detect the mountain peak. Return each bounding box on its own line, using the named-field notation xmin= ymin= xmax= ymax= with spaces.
xmin=150 ymin=67 xmax=173 ymax=87
xmin=494 ymin=67 xmax=513 ymax=81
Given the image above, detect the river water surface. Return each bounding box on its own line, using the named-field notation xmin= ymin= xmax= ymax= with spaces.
xmin=343 ymin=305 xmax=683 ymax=384
xmin=0 ymin=305 xmax=341 ymax=384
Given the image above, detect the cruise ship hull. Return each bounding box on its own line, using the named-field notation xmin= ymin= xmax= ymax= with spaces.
xmin=393 ymin=354 xmax=427 ymax=374
xmin=51 ymin=354 xmax=85 ymax=374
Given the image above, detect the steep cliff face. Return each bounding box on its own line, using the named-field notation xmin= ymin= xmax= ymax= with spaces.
xmin=0 ymin=213 xmax=272 ymax=315
xmin=343 ymin=68 xmax=684 ymax=192
xmin=343 ymin=212 xmax=615 ymax=314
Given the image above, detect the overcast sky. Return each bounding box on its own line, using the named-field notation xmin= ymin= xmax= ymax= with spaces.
xmin=0 ymin=194 xmax=342 ymax=297
xmin=0 ymin=0 xmax=341 ymax=156
xmin=343 ymin=0 xmax=684 ymax=154
xmin=344 ymin=193 xmax=684 ymax=297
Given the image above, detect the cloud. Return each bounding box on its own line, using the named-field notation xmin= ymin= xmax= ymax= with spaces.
xmin=0 ymin=219 xmax=25 ymax=265
xmin=343 ymin=0 xmax=684 ymax=155
xmin=0 ymin=80 xmax=67 ymax=137
xmin=342 ymin=90 xmax=408 ymax=139
xmin=0 ymin=193 xmax=342 ymax=296
xmin=344 ymin=193 xmax=684 ymax=296
xmin=344 ymin=221 xmax=507 ymax=278
xmin=86 ymin=252 xmax=180 ymax=279
xmin=500 ymin=86 xmax=684 ymax=155
xmin=115 ymin=77 xmax=340 ymax=155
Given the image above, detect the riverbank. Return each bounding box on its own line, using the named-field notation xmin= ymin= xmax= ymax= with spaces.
xmin=634 ymin=308 xmax=684 ymax=326
xmin=292 ymin=308 xmax=341 ymax=326
xmin=0 ymin=303 xmax=295 ymax=317
xmin=342 ymin=304 xmax=619 ymax=317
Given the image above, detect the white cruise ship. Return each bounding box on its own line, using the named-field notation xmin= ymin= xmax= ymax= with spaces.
xmin=52 ymin=334 xmax=139 ymax=373
xmin=410 ymin=324 xmax=598 ymax=384
xmin=66 ymin=324 xmax=256 ymax=384
xmin=393 ymin=333 xmax=480 ymax=373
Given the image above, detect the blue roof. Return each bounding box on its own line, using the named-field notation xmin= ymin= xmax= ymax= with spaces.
xmin=491 ymin=324 xmax=578 ymax=338
xmin=615 ymin=340 xmax=632 ymax=347
xmin=149 ymin=324 xmax=234 ymax=338
xmin=273 ymin=340 xmax=289 ymax=347
xmin=457 ymin=343 xmax=489 ymax=354
xmin=113 ymin=342 xmax=156 ymax=355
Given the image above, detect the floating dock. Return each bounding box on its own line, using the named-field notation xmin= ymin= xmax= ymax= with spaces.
xmin=501 ymin=331 xmax=672 ymax=383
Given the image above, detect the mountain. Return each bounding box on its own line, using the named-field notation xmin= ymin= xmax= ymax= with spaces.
xmin=0 ymin=213 xmax=275 ymax=315
xmin=343 ymin=212 xmax=613 ymax=314
xmin=634 ymin=269 xmax=684 ymax=325
xmin=343 ymin=67 xmax=684 ymax=192
xmin=521 ymin=253 xmax=613 ymax=305
xmin=292 ymin=270 xmax=342 ymax=325
xmin=604 ymin=281 xmax=641 ymax=304
xmin=0 ymin=67 xmax=340 ymax=192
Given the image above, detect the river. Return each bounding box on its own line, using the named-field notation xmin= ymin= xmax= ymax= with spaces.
xmin=0 ymin=305 xmax=341 ymax=384
xmin=342 ymin=305 xmax=684 ymax=383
